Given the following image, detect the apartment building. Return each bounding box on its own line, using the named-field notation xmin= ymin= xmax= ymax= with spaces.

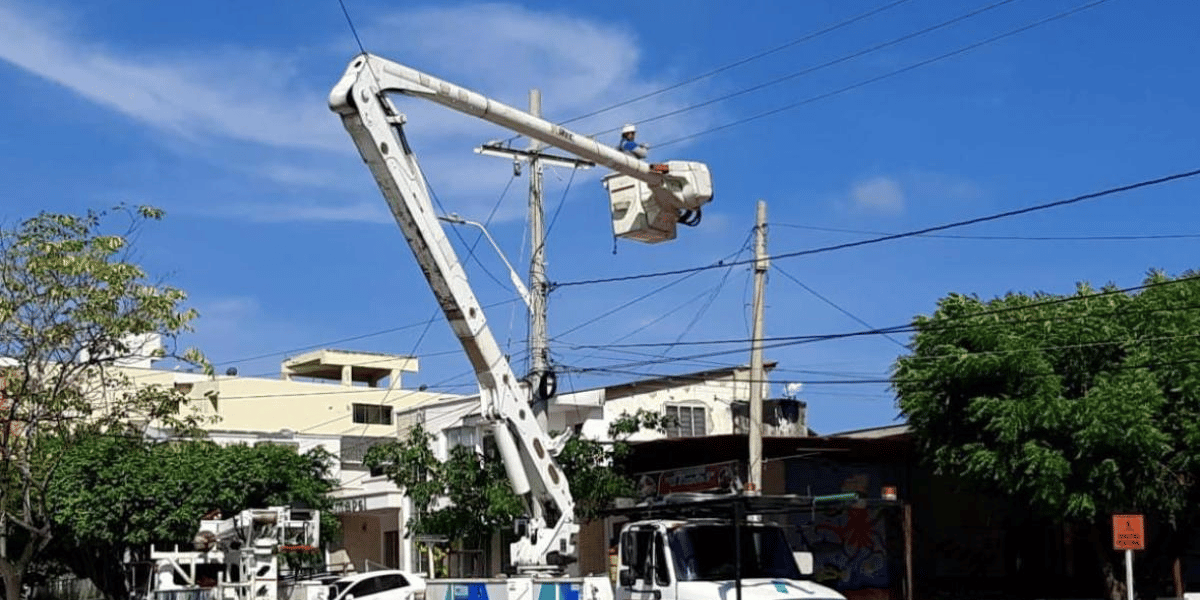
xmin=124 ymin=347 xmax=465 ymax=574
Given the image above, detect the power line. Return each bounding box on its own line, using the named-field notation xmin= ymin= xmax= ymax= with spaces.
xmin=553 ymin=233 xmax=755 ymax=338
xmin=566 ymin=353 xmax=1200 ymax=388
xmin=336 ymin=0 xmax=367 ymax=55
xmin=772 ymin=264 xmax=908 ymax=349
xmin=563 ymin=0 xmax=917 ymax=128
xmin=775 ymin=223 xmax=1200 ymax=242
xmin=598 ymin=0 xmax=1019 ymax=139
xmin=658 ymin=0 xmax=1111 ymax=148
xmin=552 ymin=165 xmax=1200 ymax=288
xmin=500 ymin=0 xmax=916 ymax=145
xmin=554 ymin=275 xmax=1200 ymax=371
xmin=567 ymin=329 xmax=1200 ymax=382
xmin=666 ymin=244 xmax=748 ymax=353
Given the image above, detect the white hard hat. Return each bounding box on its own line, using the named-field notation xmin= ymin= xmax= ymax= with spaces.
xmin=621 ymin=123 xmax=636 ymax=134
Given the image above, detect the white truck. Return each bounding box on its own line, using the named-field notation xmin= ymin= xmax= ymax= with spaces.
xmin=328 ymin=52 xmax=845 ymax=600
xmin=141 ymin=506 xmax=325 ymax=600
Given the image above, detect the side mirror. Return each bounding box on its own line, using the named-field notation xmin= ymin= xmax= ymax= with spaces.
xmin=618 ymin=568 xmax=635 ymax=587
xmin=793 ymin=551 xmax=814 ymax=576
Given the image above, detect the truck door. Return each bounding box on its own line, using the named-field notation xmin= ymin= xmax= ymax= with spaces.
xmin=617 ymin=527 xmax=674 ymax=600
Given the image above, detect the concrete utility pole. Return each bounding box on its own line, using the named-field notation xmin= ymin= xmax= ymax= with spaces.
xmin=527 ymin=90 xmax=549 ymax=394
xmin=474 ymin=91 xmax=592 ymax=417
xmin=748 ymin=200 xmax=768 ymax=494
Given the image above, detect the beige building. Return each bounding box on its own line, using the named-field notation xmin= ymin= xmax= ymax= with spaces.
xmin=124 ymin=347 xmax=466 ymax=574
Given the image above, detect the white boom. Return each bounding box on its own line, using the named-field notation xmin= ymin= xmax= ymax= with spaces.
xmin=331 ymin=53 xmax=713 ymax=244
xmin=329 ymin=53 xmax=570 ymax=572
xmin=326 ymin=52 xmax=848 ymax=600
xmin=330 ymin=52 xmax=714 ymax=572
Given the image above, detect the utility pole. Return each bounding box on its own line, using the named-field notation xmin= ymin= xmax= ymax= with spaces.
xmin=475 ymin=92 xmax=593 ymax=418
xmin=748 ymin=200 xmax=768 ymax=495
xmin=527 ymin=90 xmax=550 ymax=405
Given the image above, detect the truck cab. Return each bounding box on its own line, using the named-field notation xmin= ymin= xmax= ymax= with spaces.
xmin=616 ymin=519 xmax=844 ymax=600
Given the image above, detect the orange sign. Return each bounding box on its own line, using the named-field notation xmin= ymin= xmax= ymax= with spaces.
xmin=1112 ymin=514 xmax=1145 ymax=550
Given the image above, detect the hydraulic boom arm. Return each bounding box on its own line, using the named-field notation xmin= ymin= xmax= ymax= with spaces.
xmin=329 ymin=52 xmax=713 ymax=571
xmin=329 ymin=53 xmax=581 ymax=572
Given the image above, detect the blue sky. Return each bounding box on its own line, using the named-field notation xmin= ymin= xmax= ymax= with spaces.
xmin=2 ymin=0 xmax=1199 ymax=434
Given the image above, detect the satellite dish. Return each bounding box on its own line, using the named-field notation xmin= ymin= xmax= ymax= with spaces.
xmin=784 ymin=382 xmax=803 ymax=399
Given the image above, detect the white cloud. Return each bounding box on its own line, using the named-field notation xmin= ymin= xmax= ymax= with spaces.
xmin=362 ymin=3 xmax=716 ymax=160
xmin=214 ymin=200 xmax=394 ymax=225
xmin=0 ymin=1 xmax=721 ymax=224
xmin=0 ymin=3 xmax=344 ymax=152
xmin=908 ymin=171 xmax=985 ymax=205
xmin=848 ymin=176 xmax=905 ymax=215
xmin=201 ymin=296 xmax=260 ymax=320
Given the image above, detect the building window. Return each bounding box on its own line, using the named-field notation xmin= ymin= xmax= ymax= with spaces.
xmin=353 ymin=403 xmax=393 ymax=425
xmin=665 ymin=405 xmax=706 ymax=438
xmin=445 ymin=426 xmax=477 ymax=450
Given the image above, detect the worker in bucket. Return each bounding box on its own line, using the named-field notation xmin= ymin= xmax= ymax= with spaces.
xmin=617 ymin=123 xmax=649 ymax=159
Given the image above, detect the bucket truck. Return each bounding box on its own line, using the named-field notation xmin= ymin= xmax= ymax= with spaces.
xmin=141 ymin=506 xmax=324 ymax=600
xmin=328 ymin=52 xmax=845 ymax=600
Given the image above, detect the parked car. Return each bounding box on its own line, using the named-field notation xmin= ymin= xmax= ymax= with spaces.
xmin=328 ymin=570 xmax=426 ymax=600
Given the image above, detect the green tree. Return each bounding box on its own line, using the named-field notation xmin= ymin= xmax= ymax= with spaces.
xmin=365 ymin=424 xmax=523 ymax=554
xmin=41 ymin=435 xmax=337 ymax=600
xmin=365 ymin=410 xmax=669 ymax=568
xmin=0 ymin=207 xmax=207 ymax=600
xmin=556 ymin=409 xmax=674 ymax=520
xmin=893 ymin=270 xmax=1200 ymax=600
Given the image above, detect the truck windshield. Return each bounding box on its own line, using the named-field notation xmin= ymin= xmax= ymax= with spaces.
xmin=667 ymin=524 xmax=802 ymax=581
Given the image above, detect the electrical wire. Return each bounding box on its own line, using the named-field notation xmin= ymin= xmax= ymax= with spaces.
xmin=499 ymin=0 xmax=917 ymax=145
xmin=564 ymin=352 xmax=1200 ymax=388
xmin=774 ymin=223 xmax=1200 ymax=242
xmin=337 ymin=0 xmax=367 ymax=55
xmin=542 ymin=166 xmax=578 ymax=244
xmin=553 ymin=236 xmax=755 ymax=339
xmin=666 ymin=233 xmax=754 ymax=353
xmin=561 ymin=329 xmax=1200 ymax=386
xmin=564 ymin=0 xmax=917 ymax=128
xmin=552 ymin=165 xmax=1200 ymax=288
xmin=595 ymin=0 xmax=1020 ymax=138
xmin=550 ymin=237 xmax=753 ymax=374
xmin=657 ymin=0 xmax=1111 ymax=148
xmin=772 ymin=265 xmax=908 ymax=349
xmin=162 ymin=298 xmax=523 ymax=384
xmin=554 ymin=275 xmax=1200 ymax=372
xmin=557 ymin=272 xmax=750 ymax=371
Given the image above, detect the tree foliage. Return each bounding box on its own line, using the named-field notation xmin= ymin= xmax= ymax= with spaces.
xmin=364 ymin=410 xmax=670 ymax=553
xmin=365 ymin=424 xmax=523 ymax=549
xmin=41 ymin=435 xmax=338 ymax=600
xmin=894 ymin=270 xmax=1200 ymax=599
xmin=0 ymin=207 xmax=208 ymax=600
xmin=557 ymin=409 xmax=674 ymax=519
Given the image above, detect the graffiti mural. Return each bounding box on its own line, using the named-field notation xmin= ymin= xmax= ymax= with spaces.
xmin=785 ymin=459 xmax=902 ymax=598
xmin=798 ymin=505 xmax=890 ymax=590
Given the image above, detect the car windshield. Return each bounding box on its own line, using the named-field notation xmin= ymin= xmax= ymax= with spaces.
xmin=668 ymin=524 xmax=802 ymax=582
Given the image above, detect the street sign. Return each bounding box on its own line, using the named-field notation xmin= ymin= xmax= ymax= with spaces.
xmin=1112 ymin=514 xmax=1145 ymax=550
